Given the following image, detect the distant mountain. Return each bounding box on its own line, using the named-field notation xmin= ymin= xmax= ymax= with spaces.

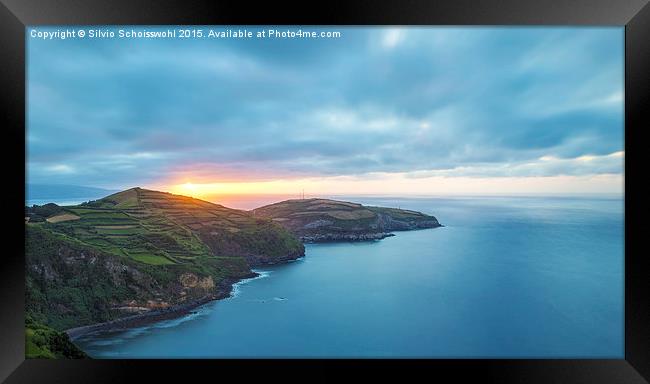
xmin=26 ymin=184 xmax=119 ymax=200
xmin=253 ymin=198 xmax=442 ymax=242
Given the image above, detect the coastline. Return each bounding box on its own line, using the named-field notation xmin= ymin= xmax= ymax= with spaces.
xmin=63 ymin=229 xmax=433 ymax=341
xmin=64 ymin=229 xmax=433 ymax=342
xmin=299 ymin=226 xmax=444 ymax=243
xmin=65 ymin=253 xmax=306 ymax=342
xmin=65 ymin=266 xmax=281 ymax=341
xmin=65 ymin=276 xmax=245 ymax=341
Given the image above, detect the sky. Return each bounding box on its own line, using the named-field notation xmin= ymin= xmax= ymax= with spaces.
xmin=27 ymin=26 xmax=624 ymax=198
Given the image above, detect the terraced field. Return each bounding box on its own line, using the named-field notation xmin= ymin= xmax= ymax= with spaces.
xmin=28 ymin=188 xmax=304 ymax=267
xmin=254 ymin=198 xmax=441 ymax=241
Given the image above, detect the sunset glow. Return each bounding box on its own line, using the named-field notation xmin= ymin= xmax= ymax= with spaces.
xmin=163 ymin=173 xmax=623 ymax=201
xmin=159 ymin=149 xmax=624 ymax=200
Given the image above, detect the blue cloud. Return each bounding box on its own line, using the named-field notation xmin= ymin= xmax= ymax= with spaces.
xmin=27 ymin=26 xmax=624 ymax=188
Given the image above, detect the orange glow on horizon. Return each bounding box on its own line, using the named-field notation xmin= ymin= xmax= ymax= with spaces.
xmin=158 ymin=172 xmax=623 ymax=201
xmin=157 ymin=151 xmax=624 ymax=199
xmin=169 ymin=179 xmax=305 ymax=198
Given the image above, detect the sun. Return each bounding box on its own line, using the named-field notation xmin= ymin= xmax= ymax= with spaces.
xmin=167 ymin=182 xmax=205 ymax=198
xmin=181 ymin=182 xmax=197 ymax=193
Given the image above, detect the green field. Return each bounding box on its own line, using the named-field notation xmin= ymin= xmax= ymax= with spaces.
xmin=254 ymin=197 xmax=440 ymax=236
xmin=129 ymin=252 xmax=176 ymax=265
xmin=26 ymin=188 xmax=304 ymax=270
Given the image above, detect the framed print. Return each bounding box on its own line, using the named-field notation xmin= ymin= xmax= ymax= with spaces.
xmin=1 ymin=0 xmax=648 ymax=382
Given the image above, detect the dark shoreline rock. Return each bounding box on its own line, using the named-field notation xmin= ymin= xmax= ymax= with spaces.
xmin=300 ymin=232 xmax=395 ymax=243
xmin=65 ymin=254 xmax=301 ymax=341
xmin=66 ymin=295 xmax=215 ymax=340
xmin=65 ymin=276 xmax=242 ymax=340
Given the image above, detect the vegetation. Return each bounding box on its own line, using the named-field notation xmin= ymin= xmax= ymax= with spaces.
xmin=25 ymin=203 xmax=64 ymax=222
xmin=254 ymin=198 xmax=441 ymax=238
xmin=25 ymin=187 xmax=305 ymax=339
xmin=26 ymin=225 xmax=139 ymax=329
xmin=25 ymin=316 xmax=87 ymax=359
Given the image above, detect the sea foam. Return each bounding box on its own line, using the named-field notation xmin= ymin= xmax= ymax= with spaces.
xmin=229 ymin=270 xmax=272 ymax=299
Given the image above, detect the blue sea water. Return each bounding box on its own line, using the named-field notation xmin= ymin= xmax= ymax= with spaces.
xmin=74 ymin=196 xmax=624 ymax=358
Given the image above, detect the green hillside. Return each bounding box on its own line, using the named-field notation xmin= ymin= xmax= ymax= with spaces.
xmin=253 ymin=198 xmax=441 ymax=242
xmin=25 ymin=188 xmax=304 ymax=332
xmin=25 ymin=316 xmax=87 ymax=359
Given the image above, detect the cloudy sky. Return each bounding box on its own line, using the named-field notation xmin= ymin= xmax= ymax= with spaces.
xmin=27 ymin=27 xmax=624 ymax=197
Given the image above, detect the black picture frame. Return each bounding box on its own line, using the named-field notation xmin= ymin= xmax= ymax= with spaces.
xmin=1 ymin=0 xmax=648 ymax=382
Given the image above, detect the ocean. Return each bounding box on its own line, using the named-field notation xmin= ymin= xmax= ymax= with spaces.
xmin=73 ymin=196 xmax=624 ymax=358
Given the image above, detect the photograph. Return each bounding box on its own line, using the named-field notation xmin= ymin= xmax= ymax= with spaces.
xmin=25 ymin=26 xmax=625 ymax=359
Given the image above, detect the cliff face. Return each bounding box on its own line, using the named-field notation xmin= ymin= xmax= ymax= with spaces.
xmin=25 ymin=187 xmax=304 ymax=331
xmin=253 ymin=199 xmax=441 ymax=242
